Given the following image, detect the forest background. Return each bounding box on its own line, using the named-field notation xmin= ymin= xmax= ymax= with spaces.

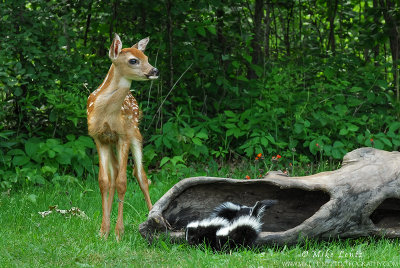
xmin=0 ymin=0 xmax=399 ymax=189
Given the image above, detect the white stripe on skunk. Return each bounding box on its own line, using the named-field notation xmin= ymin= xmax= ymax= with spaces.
xmin=185 ymin=217 xmax=229 ymax=247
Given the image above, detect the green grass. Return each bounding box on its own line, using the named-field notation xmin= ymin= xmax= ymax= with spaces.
xmin=1 ymin=166 xmax=400 ymax=267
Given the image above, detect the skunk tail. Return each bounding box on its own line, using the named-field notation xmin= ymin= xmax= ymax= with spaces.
xmin=211 ymin=199 xmax=278 ymax=222
xmin=210 ymin=202 xmax=247 ymax=221
xmin=250 ymin=199 xmax=278 ymax=219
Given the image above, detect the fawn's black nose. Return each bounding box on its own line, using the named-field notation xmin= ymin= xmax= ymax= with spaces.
xmin=151 ymin=68 xmax=159 ymax=77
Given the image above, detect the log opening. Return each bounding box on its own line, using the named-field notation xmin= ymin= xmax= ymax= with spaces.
xmin=163 ymin=181 xmax=330 ymax=232
xmin=370 ymin=198 xmax=400 ymax=229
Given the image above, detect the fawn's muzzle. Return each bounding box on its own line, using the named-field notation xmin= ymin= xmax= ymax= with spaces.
xmin=147 ymin=68 xmax=159 ymax=79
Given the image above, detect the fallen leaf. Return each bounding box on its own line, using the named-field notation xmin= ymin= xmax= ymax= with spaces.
xmin=38 ymin=205 xmax=89 ymax=219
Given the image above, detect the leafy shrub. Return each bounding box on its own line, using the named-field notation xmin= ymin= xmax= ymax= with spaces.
xmin=1 ymin=0 xmax=399 ymax=191
xmin=0 ymin=135 xmax=96 ymax=189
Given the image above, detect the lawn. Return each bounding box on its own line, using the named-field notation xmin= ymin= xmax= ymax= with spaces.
xmin=1 ymin=167 xmax=400 ymax=267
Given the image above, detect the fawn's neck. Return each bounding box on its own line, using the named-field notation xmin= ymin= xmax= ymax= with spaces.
xmin=95 ymin=64 xmax=132 ymax=115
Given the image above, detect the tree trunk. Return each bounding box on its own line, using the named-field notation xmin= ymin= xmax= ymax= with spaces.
xmin=140 ymin=148 xmax=400 ymax=246
xmin=372 ymin=0 xmax=380 ymax=65
xmin=140 ymin=2 xmax=147 ymax=34
xmin=109 ymin=0 xmax=118 ymax=41
xmin=83 ymin=0 xmax=93 ymax=47
xmin=278 ymin=6 xmax=292 ymax=57
xmin=247 ymin=0 xmax=264 ymax=79
xmin=308 ymin=0 xmax=324 ymax=52
xmin=298 ymin=0 xmax=302 ymax=50
xmin=264 ymin=1 xmax=271 ymax=59
xmin=166 ymin=0 xmax=174 ymax=88
xmin=272 ymin=5 xmax=279 ymax=58
xmin=216 ymin=3 xmax=227 ymax=70
xmin=285 ymin=3 xmax=294 ymax=56
xmin=14 ymin=6 xmax=28 ymax=136
xmin=327 ymin=0 xmax=338 ymax=53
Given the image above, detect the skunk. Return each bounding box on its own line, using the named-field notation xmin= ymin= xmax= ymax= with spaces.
xmin=216 ymin=215 xmax=262 ymax=248
xmin=185 ymin=217 xmax=229 ymax=248
xmin=185 ymin=200 xmax=278 ymax=250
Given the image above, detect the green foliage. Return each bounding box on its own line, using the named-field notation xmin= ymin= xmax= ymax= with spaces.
xmin=0 ymin=0 xmax=399 ymax=189
xmin=0 ymin=134 xmax=96 ymax=189
xmin=144 ymin=106 xmax=209 ymax=167
xmin=198 ymin=56 xmax=398 ymax=164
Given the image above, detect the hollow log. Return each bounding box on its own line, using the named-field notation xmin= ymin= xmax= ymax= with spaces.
xmin=139 ymin=148 xmax=400 ymax=245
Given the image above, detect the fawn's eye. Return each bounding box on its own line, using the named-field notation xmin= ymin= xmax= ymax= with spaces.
xmin=129 ymin=59 xmax=138 ymax=65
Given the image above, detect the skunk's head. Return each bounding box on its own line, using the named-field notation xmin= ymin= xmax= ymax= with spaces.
xmin=185 ymin=220 xmax=200 ymax=244
xmin=185 ymin=217 xmax=229 ymax=246
xmin=210 ymin=202 xmax=252 ymax=221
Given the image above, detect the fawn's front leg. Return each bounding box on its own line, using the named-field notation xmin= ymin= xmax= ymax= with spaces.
xmin=115 ymin=139 xmax=130 ymax=240
xmin=96 ymin=141 xmax=113 ymax=238
xmin=107 ymin=149 xmax=118 ymax=219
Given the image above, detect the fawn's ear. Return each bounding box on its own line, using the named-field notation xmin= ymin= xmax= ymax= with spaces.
xmin=132 ymin=37 xmax=149 ymax=52
xmin=109 ymin=33 xmax=122 ymax=61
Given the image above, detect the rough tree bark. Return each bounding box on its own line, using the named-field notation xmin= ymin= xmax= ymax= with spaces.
xmin=109 ymin=0 xmax=118 ymax=41
xmin=140 ymin=148 xmax=400 ymax=246
xmin=264 ymin=1 xmax=271 ymax=60
xmin=247 ymin=0 xmax=264 ymax=79
xmin=166 ymin=0 xmax=174 ymax=88
xmin=83 ymin=0 xmax=93 ymax=47
xmin=327 ymin=0 xmax=338 ymax=53
xmin=373 ymin=0 xmax=380 ymax=65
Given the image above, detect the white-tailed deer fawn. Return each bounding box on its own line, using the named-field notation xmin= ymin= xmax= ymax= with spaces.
xmin=87 ymin=34 xmax=159 ymax=240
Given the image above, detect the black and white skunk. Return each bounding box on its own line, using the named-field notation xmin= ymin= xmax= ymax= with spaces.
xmin=216 ymin=215 xmax=262 ymax=248
xmin=185 ymin=217 xmax=229 ymax=248
xmin=185 ymin=200 xmax=277 ymax=250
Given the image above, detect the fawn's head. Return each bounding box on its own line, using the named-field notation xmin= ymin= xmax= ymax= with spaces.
xmin=109 ymin=34 xmax=159 ymax=81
